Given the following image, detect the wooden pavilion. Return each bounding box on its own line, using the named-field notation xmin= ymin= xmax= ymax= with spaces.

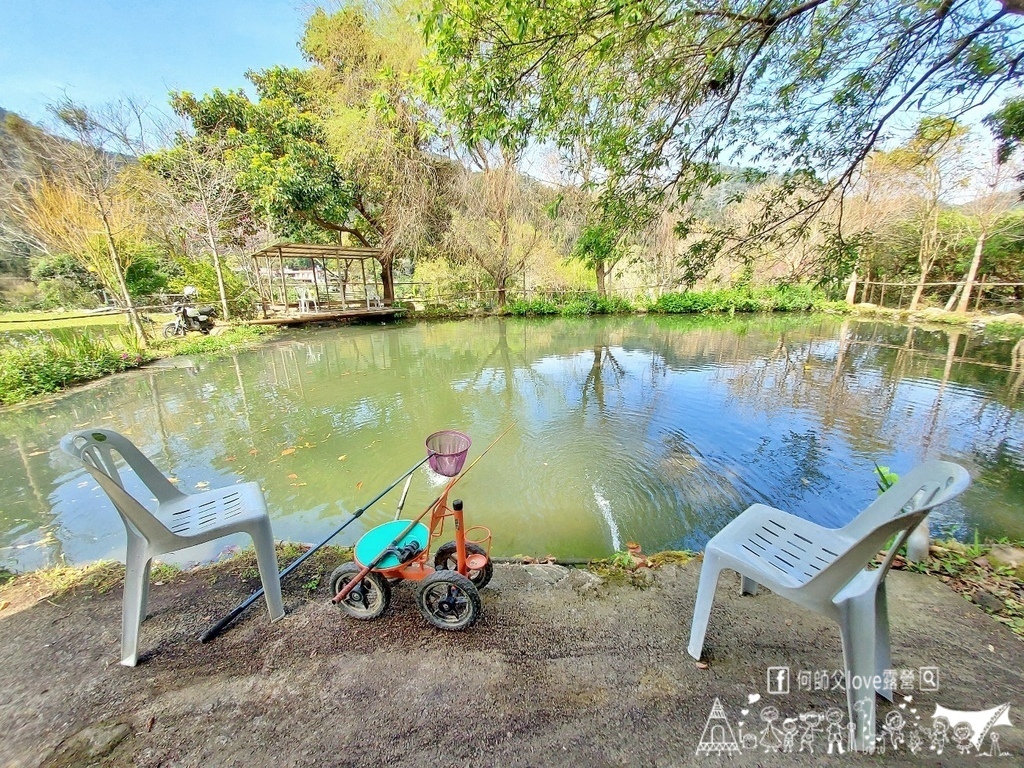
xmin=248 ymin=242 xmax=404 ymax=326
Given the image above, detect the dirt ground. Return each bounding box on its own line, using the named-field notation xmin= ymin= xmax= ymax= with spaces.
xmin=0 ymin=557 xmax=1021 ymax=768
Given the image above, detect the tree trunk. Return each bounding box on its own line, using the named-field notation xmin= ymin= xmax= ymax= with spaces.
xmin=378 ymin=257 xmax=395 ymax=305
xmin=596 ymin=261 xmax=607 ymax=297
xmin=956 ymin=229 xmax=987 ymax=313
xmin=100 ymin=209 xmax=148 ymax=348
xmin=909 ymin=274 xmax=927 ymax=311
xmin=496 ymin=277 xmax=507 ymax=308
xmin=205 ymin=218 xmax=231 ymax=320
xmin=845 ymin=268 xmax=858 ymax=304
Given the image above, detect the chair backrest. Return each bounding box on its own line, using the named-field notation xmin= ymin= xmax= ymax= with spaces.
xmin=60 ymin=429 xmax=185 ymax=543
xmin=808 ymin=460 xmax=970 ymax=596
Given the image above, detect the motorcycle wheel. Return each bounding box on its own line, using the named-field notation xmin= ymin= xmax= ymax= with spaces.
xmin=162 ymin=322 xmax=183 ymax=339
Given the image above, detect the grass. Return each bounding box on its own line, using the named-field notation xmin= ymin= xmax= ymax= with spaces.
xmin=650 ymin=285 xmax=849 ymax=315
xmin=895 ymin=538 xmax=1024 ymax=639
xmin=506 ymin=293 xmax=635 ymax=317
xmin=0 ymin=329 xmax=152 ymax=405
xmin=0 ymin=309 xmax=161 ymax=333
xmin=0 ymin=323 xmax=278 ymax=406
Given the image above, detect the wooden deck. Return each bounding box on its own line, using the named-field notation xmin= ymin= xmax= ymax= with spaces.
xmin=247 ymin=306 xmax=406 ymax=326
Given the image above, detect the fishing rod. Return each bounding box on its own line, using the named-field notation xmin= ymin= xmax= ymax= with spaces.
xmin=200 ymin=455 xmax=430 ymax=643
xmin=333 ymin=422 xmax=516 ymax=603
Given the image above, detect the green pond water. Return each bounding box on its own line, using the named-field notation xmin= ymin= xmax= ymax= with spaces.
xmin=2 ymin=315 xmax=1023 ymax=571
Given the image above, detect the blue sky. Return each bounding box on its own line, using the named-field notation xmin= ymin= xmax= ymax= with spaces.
xmin=0 ymin=0 xmax=308 ymax=124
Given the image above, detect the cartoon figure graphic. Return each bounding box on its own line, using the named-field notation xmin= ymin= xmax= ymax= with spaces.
xmin=695 ymin=699 xmax=741 ymax=755
xmin=906 ymin=727 xmax=924 ymax=754
xmin=953 ymin=722 xmax=974 ymax=755
xmin=781 ymin=719 xmax=799 ymax=753
xmin=930 ymin=716 xmax=950 ymax=754
xmin=799 ymin=711 xmax=822 ymax=753
xmin=986 ymin=732 xmax=1005 ymax=757
xmin=825 ymin=709 xmax=845 ymax=755
xmin=882 ymin=711 xmax=906 ymax=753
xmin=759 ymin=706 xmax=783 ymax=752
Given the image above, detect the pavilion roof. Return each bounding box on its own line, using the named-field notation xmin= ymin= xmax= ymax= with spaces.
xmin=250 ymin=242 xmax=381 ymax=261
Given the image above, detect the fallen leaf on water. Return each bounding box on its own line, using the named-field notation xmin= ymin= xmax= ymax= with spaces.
xmin=287 ymin=473 xmax=298 ymax=480
xmin=290 ymin=482 xmax=307 ymax=487
xmin=356 ymin=481 xmax=363 ymax=490
xmin=225 ymin=456 xmax=237 ymax=462
xmin=338 ymin=455 xmax=347 ymax=461
xmin=0 ymin=601 xmax=9 ymax=611
xmin=281 ymin=448 xmax=296 ymax=456
xmin=167 ymin=477 xmax=180 ymax=484
xmin=28 ymin=450 xmax=47 ymax=457
xmin=195 ymin=481 xmax=210 ymax=489
xmin=302 ymin=442 xmax=316 ymax=449
xmin=249 ymin=449 xmax=259 ymax=456
xmin=323 ymin=433 xmax=332 ymax=440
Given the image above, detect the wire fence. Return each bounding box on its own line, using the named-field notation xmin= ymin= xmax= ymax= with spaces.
xmin=854 ymin=279 xmax=1024 ymax=313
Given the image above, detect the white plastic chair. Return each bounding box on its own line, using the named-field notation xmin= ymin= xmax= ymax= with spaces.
xmin=60 ymin=428 xmax=285 ymax=666
xmin=686 ymin=460 xmax=970 ymax=750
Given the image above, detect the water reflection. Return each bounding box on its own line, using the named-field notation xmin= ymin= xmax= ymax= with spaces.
xmin=1 ymin=315 xmax=1022 ymax=570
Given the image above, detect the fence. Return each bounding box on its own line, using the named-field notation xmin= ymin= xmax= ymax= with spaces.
xmin=854 ymin=279 xmax=1024 ymax=313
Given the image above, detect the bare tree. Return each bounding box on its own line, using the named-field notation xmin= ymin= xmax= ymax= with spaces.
xmin=6 ymin=100 xmax=153 ymax=345
xmin=446 ymin=144 xmax=543 ymax=307
xmin=140 ymin=135 xmax=251 ymax=319
xmin=954 ymin=150 xmax=1020 ymax=312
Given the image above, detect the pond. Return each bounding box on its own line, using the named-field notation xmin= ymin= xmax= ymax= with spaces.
xmin=2 ymin=314 xmax=1023 ymax=571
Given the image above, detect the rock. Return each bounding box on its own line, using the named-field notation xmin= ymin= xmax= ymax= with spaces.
xmin=987 ymin=544 xmax=1024 ymax=579
xmin=988 ymin=313 xmax=1024 ymax=325
xmin=523 ymin=563 xmax=570 ymax=586
xmin=44 ymin=722 xmax=131 ymax=765
xmin=973 ymin=590 xmax=1004 ymax=613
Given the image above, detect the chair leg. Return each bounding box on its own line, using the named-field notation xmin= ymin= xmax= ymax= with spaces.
xmin=121 ymin=541 xmax=152 ymax=667
xmin=838 ymin=598 xmax=879 ymax=751
xmin=875 ymin=582 xmax=893 ymax=702
xmin=249 ymin=520 xmax=285 ymax=622
xmin=687 ymin=553 xmax=723 ymax=660
xmin=740 ymin=575 xmax=759 ymax=596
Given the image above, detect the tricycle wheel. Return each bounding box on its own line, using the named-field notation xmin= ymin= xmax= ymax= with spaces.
xmin=433 ymin=541 xmax=492 ymax=589
xmin=415 ymin=571 xmax=481 ymax=631
xmin=330 ymin=562 xmax=390 ymax=620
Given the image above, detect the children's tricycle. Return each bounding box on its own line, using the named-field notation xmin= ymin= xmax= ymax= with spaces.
xmin=329 ymin=430 xmax=493 ymax=630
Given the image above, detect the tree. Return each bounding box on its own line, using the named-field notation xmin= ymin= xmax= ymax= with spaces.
xmin=5 ymin=102 xmax=153 ymax=345
xmin=141 ymin=137 xmax=252 ymax=319
xmin=884 ymin=118 xmax=970 ymax=309
xmin=446 ymin=144 xmax=544 ymax=307
xmin=424 ymin=0 xmax=1024 ymax=271
xmin=174 ymin=3 xmax=454 ymax=306
xmin=171 ymin=68 xmax=395 ymax=296
xmin=303 ymin=3 xmax=455 ymax=279
xmin=953 ymin=150 xmax=1020 ymax=311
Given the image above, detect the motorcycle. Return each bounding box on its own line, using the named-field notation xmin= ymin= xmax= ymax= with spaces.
xmin=163 ymin=299 xmax=216 ymax=338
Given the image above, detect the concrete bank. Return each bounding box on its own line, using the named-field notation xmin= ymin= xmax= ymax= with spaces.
xmin=0 ymin=560 xmax=1021 ymax=767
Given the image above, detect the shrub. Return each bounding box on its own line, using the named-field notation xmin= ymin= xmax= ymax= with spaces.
xmin=0 ymin=331 xmax=151 ymax=405
xmin=507 ymin=297 xmax=559 ymax=316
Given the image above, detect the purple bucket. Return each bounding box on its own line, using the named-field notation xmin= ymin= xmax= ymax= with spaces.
xmin=425 ymin=430 xmax=471 ymax=477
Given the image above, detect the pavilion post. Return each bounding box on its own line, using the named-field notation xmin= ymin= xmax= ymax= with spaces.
xmin=278 ymin=247 xmax=288 ymax=312
xmin=361 ymin=259 xmax=369 ymax=308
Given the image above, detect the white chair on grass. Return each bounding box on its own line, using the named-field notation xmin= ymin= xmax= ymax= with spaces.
xmin=686 ymin=460 xmax=970 ymax=750
xmin=60 ymin=428 xmax=285 ymax=666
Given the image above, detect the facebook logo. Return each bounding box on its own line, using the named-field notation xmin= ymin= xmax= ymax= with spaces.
xmin=767 ymin=666 xmax=790 ymax=694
